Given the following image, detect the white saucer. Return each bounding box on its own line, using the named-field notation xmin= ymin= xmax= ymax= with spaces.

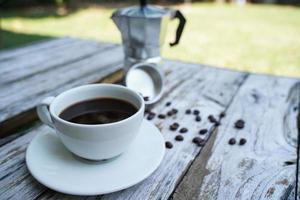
xmin=26 ymin=120 xmax=165 ymax=196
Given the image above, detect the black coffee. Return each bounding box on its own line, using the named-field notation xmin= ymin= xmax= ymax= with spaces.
xmin=59 ymin=98 xmax=137 ymax=125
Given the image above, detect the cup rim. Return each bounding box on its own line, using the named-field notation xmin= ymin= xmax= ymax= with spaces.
xmin=49 ymin=83 xmax=145 ymax=128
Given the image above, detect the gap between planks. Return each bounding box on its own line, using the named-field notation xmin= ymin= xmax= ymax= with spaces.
xmin=173 ymin=75 xmax=299 ymax=200
xmin=168 ymin=74 xmax=249 ymax=200
xmin=297 ymin=104 xmax=300 ymax=200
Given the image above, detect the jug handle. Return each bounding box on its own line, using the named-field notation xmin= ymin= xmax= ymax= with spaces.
xmin=170 ymin=10 xmax=186 ymax=47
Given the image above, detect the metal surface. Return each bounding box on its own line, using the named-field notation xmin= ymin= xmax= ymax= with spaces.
xmin=112 ymin=4 xmax=185 ymax=104
xmin=125 ymin=62 xmax=164 ymax=105
xmin=111 ymin=5 xmax=174 ymax=71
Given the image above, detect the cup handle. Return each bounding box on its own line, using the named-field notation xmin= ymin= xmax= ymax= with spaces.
xmin=37 ymin=96 xmax=55 ymax=128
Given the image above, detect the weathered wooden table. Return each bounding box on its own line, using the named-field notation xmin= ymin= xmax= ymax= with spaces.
xmin=0 ymin=38 xmax=298 ymax=200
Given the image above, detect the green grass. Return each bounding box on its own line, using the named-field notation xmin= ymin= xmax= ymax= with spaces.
xmin=1 ymin=3 xmax=300 ymax=77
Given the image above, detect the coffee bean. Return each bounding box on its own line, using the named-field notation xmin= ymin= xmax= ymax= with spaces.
xmin=143 ymin=96 xmax=149 ymax=101
xmin=167 ymin=111 xmax=173 ymax=116
xmin=197 ymin=140 xmax=206 ymax=147
xmin=166 ymin=102 xmax=171 ymax=107
xmin=239 ymin=138 xmax=247 ymax=145
xmin=169 ymin=125 xmax=177 ymax=131
xmin=192 ymin=137 xmax=201 ymax=143
xmin=293 ymin=106 xmax=298 ymax=111
xmin=195 ymin=115 xmax=201 ymax=122
xmin=208 ymin=115 xmax=217 ymax=123
xmin=147 ymin=112 xmax=156 ymax=120
xmin=199 ymin=129 xmax=208 ymax=135
xmin=185 ymin=109 xmax=191 ymax=114
xmin=235 ymin=119 xmax=245 ymax=129
xmin=220 ymin=112 xmax=226 ymax=118
xmin=228 ymin=138 xmax=236 ymax=145
xmin=192 ymin=137 xmax=205 ymax=146
xmin=173 ymin=122 xmax=179 ymax=127
xmin=147 ymin=115 xmax=154 ymax=120
xmin=198 ymin=140 xmax=205 ymax=147
xmin=215 ymin=121 xmax=221 ymax=126
xmin=169 ymin=123 xmax=179 ymax=131
xmin=179 ymin=127 xmax=188 ymax=133
xmin=193 ymin=110 xmax=200 ymax=115
xmin=175 ymin=135 xmax=184 ymax=141
xmin=165 ymin=141 xmax=173 ymax=149
xmin=158 ymin=114 xmax=166 ymax=119
xmin=284 ymin=161 xmax=295 ymax=165
xmin=172 ymin=108 xmax=178 ymax=114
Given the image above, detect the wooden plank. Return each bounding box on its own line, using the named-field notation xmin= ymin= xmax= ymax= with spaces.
xmin=0 ymin=37 xmax=75 ymax=61
xmin=0 ymin=43 xmax=123 ymax=136
xmin=295 ymin=130 xmax=300 ymax=200
xmin=0 ymin=39 xmax=115 ymax=85
xmin=173 ymin=75 xmax=299 ymax=200
xmin=0 ymin=60 xmax=247 ymax=199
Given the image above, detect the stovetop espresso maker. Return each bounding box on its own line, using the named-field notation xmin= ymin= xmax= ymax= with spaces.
xmin=111 ymin=0 xmax=186 ymax=104
xmin=112 ymin=0 xmax=186 ymax=71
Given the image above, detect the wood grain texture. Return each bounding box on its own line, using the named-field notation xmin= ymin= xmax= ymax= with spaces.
xmin=295 ymin=130 xmax=300 ymax=200
xmin=0 ymin=60 xmax=247 ymax=199
xmin=173 ymin=75 xmax=299 ymax=200
xmin=0 ymin=39 xmax=123 ymax=127
xmin=0 ymin=37 xmax=74 ymax=61
xmin=0 ymin=39 xmax=115 ymax=85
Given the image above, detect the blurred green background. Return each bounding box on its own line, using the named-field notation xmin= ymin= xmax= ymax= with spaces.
xmin=1 ymin=2 xmax=300 ymax=77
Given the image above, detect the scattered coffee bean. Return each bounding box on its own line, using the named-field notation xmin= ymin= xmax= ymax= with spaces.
xmin=195 ymin=115 xmax=201 ymax=122
xmin=166 ymin=102 xmax=171 ymax=107
xmin=235 ymin=119 xmax=245 ymax=129
xmin=220 ymin=112 xmax=226 ymax=118
xmin=167 ymin=111 xmax=173 ymax=116
xmin=193 ymin=109 xmax=200 ymax=115
xmin=147 ymin=112 xmax=156 ymax=120
xmin=147 ymin=115 xmax=154 ymax=120
xmin=284 ymin=161 xmax=295 ymax=165
xmin=175 ymin=135 xmax=184 ymax=141
xmin=192 ymin=137 xmax=206 ymax=147
xmin=293 ymin=106 xmax=298 ymax=111
xmin=158 ymin=114 xmax=166 ymax=119
xmin=228 ymin=138 xmax=236 ymax=145
xmin=179 ymin=127 xmax=188 ymax=133
xmin=185 ymin=109 xmax=191 ymax=114
xmin=208 ymin=115 xmax=217 ymax=123
xmin=192 ymin=137 xmax=201 ymax=143
xmin=239 ymin=138 xmax=247 ymax=145
xmin=197 ymin=140 xmax=206 ymax=147
xmin=215 ymin=121 xmax=221 ymax=126
xmin=170 ymin=125 xmax=177 ymax=131
xmin=143 ymin=96 xmax=149 ymax=101
xmin=172 ymin=108 xmax=178 ymax=114
xmin=165 ymin=141 xmax=173 ymax=149
xmin=192 ymin=136 xmax=202 ymax=143
xmin=169 ymin=123 xmax=179 ymax=131
xmin=199 ymin=129 xmax=208 ymax=135
xmin=173 ymin=122 xmax=179 ymax=127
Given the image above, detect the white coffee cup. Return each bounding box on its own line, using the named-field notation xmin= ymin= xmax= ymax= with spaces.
xmin=37 ymin=84 xmax=145 ymax=160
